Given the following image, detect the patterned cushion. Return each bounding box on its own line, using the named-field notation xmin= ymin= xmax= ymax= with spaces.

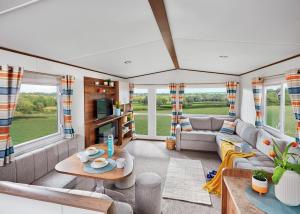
xmin=180 ymin=118 xmax=193 ymax=131
xmin=220 ymin=120 xmax=236 ymax=135
xmin=256 ymin=129 xmax=288 ymax=160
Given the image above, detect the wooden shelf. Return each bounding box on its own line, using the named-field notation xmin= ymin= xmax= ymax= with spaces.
xmin=88 ymin=84 xmax=115 ymax=88
xmin=122 ymin=120 xmax=133 ymax=126
xmin=122 ymin=129 xmax=132 ymax=137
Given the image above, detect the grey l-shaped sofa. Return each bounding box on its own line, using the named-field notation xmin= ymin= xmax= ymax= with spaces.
xmin=176 ymin=116 xmax=293 ymax=173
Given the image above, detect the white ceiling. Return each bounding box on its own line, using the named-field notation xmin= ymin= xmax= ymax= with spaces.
xmin=0 ymin=0 xmax=300 ymax=78
xmin=165 ymin=0 xmax=300 ymax=74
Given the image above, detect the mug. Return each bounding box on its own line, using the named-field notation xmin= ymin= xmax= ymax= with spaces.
xmin=116 ymin=158 xmax=126 ymax=168
xmin=79 ymin=153 xmax=89 ymax=163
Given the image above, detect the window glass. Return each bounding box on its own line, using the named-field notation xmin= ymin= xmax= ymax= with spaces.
xmin=156 ymin=88 xmax=171 ymax=136
xmin=11 ymin=84 xmax=59 ymax=145
xmin=265 ymin=85 xmax=281 ymax=130
xmin=184 ymin=88 xmax=227 ymax=115
xmin=284 ymin=84 xmax=296 ymax=137
xmin=132 ymin=88 xmax=148 ymax=135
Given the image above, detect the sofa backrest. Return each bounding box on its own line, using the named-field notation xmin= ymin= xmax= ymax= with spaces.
xmin=189 ymin=117 xmax=212 ymax=130
xmin=0 ymin=138 xmax=83 ymax=184
xmin=235 ymin=119 xmax=258 ymax=147
xmin=0 ymin=181 xmax=112 ymax=214
xmin=187 ymin=116 xmax=236 ymax=131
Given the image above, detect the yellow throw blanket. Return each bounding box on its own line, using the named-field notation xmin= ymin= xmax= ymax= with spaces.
xmin=203 ymin=142 xmax=255 ymax=196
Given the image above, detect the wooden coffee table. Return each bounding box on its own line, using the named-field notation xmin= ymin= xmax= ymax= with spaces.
xmin=55 ymin=144 xmax=133 ymax=193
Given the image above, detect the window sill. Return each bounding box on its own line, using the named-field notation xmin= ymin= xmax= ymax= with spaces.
xmin=14 ymin=133 xmax=67 ymax=157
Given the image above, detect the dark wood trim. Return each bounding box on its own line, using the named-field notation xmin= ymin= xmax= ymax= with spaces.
xmin=148 ymin=0 xmax=179 ymax=69
xmin=0 ymin=181 xmax=112 ymax=213
xmin=0 ymin=46 xmax=126 ymax=79
xmin=240 ymin=53 xmax=300 ymax=76
xmin=125 ymin=68 xmax=175 ymax=79
xmin=180 ymin=68 xmax=240 ymax=76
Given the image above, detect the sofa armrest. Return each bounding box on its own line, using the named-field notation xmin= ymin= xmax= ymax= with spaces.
xmin=176 ymin=124 xmax=181 ymax=151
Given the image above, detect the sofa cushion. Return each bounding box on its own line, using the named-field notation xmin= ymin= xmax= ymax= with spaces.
xmin=189 ymin=117 xmax=212 ymax=130
xmin=32 ymin=170 xmax=77 ymax=189
xmin=15 ymin=152 xmax=35 ymax=184
xmin=45 ymin=144 xmax=59 ymax=171
xmin=211 ymin=117 xmax=235 ymax=131
xmin=235 ymin=119 xmax=244 ymax=136
xmin=220 ymin=120 xmax=236 ymax=134
xmin=57 ymin=141 xmax=69 ymax=161
xmin=256 ymin=129 xmax=288 ymax=160
xmin=0 ymin=160 xmax=16 ymax=182
xmin=216 ymin=133 xmax=245 ymax=145
xmin=33 ymin=148 xmax=48 ymax=180
xmin=68 ymin=139 xmax=78 ymax=156
xmin=239 ymin=122 xmax=258 ymax=147
xmin=181 ymin=130 xmax=217 ymax=142
xmin=233 ymin=149 xmax=274 ymax=173
xmin=180 ymin=117 xmax=193 ymax=131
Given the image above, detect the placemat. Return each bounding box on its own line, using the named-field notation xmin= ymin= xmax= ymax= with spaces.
xmin=245 ymin=184 xmax=300 ymax=214
xmin=83 ymin=159 xmax=117 ymax=174
xmin=78 ymin=149 xmax=105 ymax=159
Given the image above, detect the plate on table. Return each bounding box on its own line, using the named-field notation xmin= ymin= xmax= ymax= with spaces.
xmin=91 ymin=158 xmax=109 ymax=169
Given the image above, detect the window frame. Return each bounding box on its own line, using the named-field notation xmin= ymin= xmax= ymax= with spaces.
xmin=13 ymin=72 xmax=64 ymax=156
xmin=262 ymin=78 xmax=294 ymax=140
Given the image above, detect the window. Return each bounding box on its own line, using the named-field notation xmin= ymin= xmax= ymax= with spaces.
xmin=265 ymin=85 xmax=281 ymax=129
xmin=10 ymin=72 xmax=62 ymax=146
xmin=184 ymin=87 xmax=228 ymax=115
xmin=156 ymin=88 xmax=171 ymax=136
xmin=132 ymin=88 xmax=148 ymax=135
xmin=263 ymin=82 xmax=296 ymax=137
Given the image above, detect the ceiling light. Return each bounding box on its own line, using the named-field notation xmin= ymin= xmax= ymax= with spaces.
xmin=219 ymin=55 xmax=228 ymax=59
xmin=124 ymin=60 xmax=132 ymax=64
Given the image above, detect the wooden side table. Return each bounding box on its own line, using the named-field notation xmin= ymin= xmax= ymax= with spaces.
xmin=221 ymin=168 xmax=266 ymax=214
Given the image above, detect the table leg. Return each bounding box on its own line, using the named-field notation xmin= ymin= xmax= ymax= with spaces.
xmin=95 ymin=180 xmax=105 ymax=193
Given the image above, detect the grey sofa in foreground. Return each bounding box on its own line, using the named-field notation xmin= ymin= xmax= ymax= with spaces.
xmin=0 ymin=138 xmax=133 ymax=214
xmin=175 ymin=116 xmax=291 ymax=173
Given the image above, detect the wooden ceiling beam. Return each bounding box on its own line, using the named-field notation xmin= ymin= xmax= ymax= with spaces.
xmin=148 ymin=0 xmax=179 ymax=69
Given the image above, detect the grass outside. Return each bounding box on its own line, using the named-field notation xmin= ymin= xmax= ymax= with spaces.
xmin=11 ymin=113 xmax=58 ymax=145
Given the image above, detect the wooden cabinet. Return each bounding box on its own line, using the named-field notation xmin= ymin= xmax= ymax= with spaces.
xmin=84 ymin=77 xmax=133 ymax=148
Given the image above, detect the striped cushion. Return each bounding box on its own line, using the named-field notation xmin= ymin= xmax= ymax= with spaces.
xmin=220 ymin=120 xmax=236 ymax=135
xmin=180 ymin=118 xmax=193 ymax=131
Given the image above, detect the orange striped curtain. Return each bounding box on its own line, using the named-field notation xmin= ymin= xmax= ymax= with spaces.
xmin=226 ymin=82 xmax=238 ymax=117
xmin=177 ymin=83 xmax=185 ymax=122
xmin=0 ymin=65 xmax=23 ymax=166
xmin=286 ymin=69 xmax=300 ymax=142
xmin=61 ymin=75 xmax=75 ymax=139
xmin=252 ymin=77 xmax=264 ymax=128
xmin=169 ymin=83 xmax=177 ymax=136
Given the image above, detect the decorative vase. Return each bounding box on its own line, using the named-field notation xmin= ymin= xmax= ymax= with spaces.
xmin=252 ymin=176 xmax=268 ymax=195
xmin=115 ymin=108 xmax=121 ymax=116
xmin=275 ymin=170 xmax=300 ymax=206
xmin=104 ymin=81 xmax=108 ymax=86
xmin=109 ymin=81 xmax=115 ymax=87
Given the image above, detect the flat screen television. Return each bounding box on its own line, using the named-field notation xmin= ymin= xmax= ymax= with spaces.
xmin=96 ymin=98 xmax=113 ymax=119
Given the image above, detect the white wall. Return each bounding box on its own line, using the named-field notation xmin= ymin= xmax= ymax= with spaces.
xmin=128 ymin=69 xmax=239 ymax=84
xmin=239 ymin=56 xmax=300 ymax=125
xmin=0 ymin=50 xmax=129 ymax=138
